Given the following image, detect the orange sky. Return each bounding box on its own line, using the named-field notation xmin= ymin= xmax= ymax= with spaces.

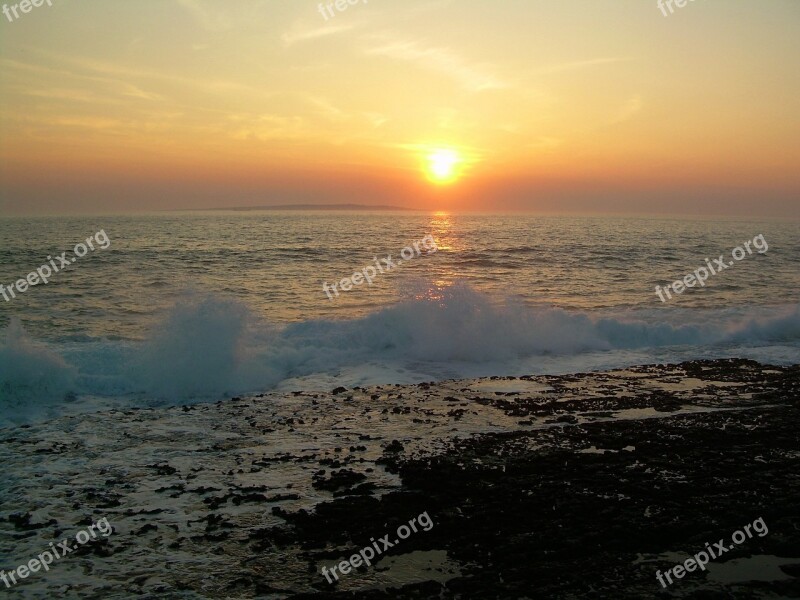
xmin=1 ymin=0 xmax=799 ymax=216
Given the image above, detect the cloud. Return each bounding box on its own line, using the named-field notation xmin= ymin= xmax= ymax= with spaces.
xmin=612 ymin=94 xmax=643 ymax=124
xmin=281 ymin=20 xmax=362 ymax=46
xmin=537 ymin=57 xmax=633 ymax=75
xmin=363 ymin=37 xmax=508 ymax=92
xmin=528 ymin=136 xmax=564 ymax=151
xmin=304 ymin=96 xmax=346 ymax=121
xmin=6 ymin=51 xmax=272 ymax=100
xmin=175 ymin=0 xmax=271 ymax=32
xmin=175 ymin=0 xmax=233 ymax=31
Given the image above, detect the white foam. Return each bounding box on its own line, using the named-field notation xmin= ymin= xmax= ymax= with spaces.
xmin=1 ymin=286 xmax=798 ymax=424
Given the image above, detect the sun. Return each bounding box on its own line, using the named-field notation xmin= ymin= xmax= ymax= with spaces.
xmin=425 ymin=148 xmax=462 ymax=184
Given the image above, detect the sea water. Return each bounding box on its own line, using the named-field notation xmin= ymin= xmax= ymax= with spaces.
xmin=1 ymin=211 xmax=798 ymax=425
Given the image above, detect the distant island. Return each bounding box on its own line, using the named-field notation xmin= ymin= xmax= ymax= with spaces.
xmin=198 ymin=203 xmax=419 ymax=212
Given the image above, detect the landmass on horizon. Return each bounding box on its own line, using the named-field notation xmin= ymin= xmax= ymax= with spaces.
xmin=182 ymin=203 xmax=421 ymax=212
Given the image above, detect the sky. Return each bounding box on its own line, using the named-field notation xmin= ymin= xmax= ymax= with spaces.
xmin=1 ymin=0 xmax=799 ymax=217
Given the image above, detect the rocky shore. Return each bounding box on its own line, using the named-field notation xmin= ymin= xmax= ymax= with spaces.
xmin=1 ymin=358 xmax=799 ymax=599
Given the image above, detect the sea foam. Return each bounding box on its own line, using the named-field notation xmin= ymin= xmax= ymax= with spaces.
xmin=1 ymin=285 xmax=798 ymax=425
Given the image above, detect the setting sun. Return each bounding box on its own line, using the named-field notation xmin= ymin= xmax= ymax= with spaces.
xmin=425 ymin=149 xmax=462 ymax=184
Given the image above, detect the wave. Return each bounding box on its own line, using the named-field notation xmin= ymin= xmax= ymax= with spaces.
xmin=1 ymin=284 xmax=798 ymax=424
xmin=0 ymin=318 xmax=76 ymax=422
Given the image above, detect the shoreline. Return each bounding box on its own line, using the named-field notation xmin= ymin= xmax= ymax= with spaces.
xmin=1 ymin=358 xmax=799 ymax=598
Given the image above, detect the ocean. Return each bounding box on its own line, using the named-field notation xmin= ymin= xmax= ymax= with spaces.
xmin=1 ymin=211 xmax=798 ymax=426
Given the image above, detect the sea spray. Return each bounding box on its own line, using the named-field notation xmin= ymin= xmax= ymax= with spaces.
xmin=1 ymin=287 xmax=799 ymax=425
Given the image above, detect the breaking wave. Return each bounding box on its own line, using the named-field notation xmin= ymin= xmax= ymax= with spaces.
xmin=1 ymin=284 xmax=798 ymax=425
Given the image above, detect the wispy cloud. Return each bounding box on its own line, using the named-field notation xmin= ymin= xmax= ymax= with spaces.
xmin=175 ymin=0 xmax=233 ymax=32
xmin=305 ymin=96 xmax=345 ymax=121
xmin=175 ymin=0 xmax=271 ymax=32
xmin=529 ymin=136 xmax=564 ymax=151
xmin=6 ymin=51 xmax=272 ymax=100
xmin=363 ymin=37 xmax=508 ymax=92
xmin=612 ymin=94 xmax=643 ymax=124
xmin=1 ymin=57 xmax=167 ymax=105
xmin=537 ymin=57 xmax=633 ymax=75
xmin=281 ymin=21 xmax=360 ymax=46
